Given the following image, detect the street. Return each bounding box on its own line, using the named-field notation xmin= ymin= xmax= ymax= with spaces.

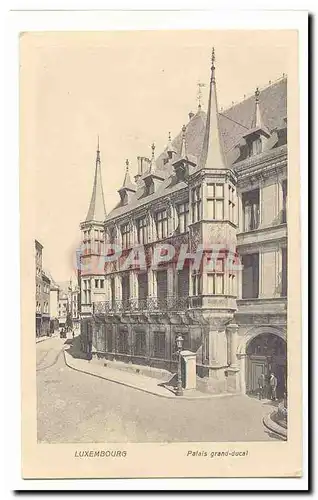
xmin=37 ymin=336 xmax=281 ymax=443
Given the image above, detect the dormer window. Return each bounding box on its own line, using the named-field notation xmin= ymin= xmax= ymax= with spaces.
xmin=248 ymin=136 xmax=262 ymax=157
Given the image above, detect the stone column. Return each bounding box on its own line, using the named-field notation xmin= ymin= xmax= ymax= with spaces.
xmin=208 ymin=329 xmax=219 ymax=366
xmin=224 ymin=182 xmax=229 ymax=221
xmin=167 ymin=266 xmax=174 ymax=298
xmin=237 ymin=191 xmax=243 ymax=232
xmin=239 ymin=354 xmax=247 ymax=394
xmin=237 ymin=255 xmax=243 ymax=299
xmin=115 ymin=274 xmax=122 ymax=301
xmin=227 ymin=323 xmax=239 ymax=368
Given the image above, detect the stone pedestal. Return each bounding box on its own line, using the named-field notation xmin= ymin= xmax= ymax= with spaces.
xmin=181 ymin=350 xmax=197 ymax=390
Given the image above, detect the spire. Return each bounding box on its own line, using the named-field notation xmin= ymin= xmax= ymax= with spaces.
xmin=199 ymin=48 xmax=227 ymax=170
xmin=180 ymin=125 xmax=187 ymax=159
xmin=85 ymin=138 xmax=107 ymax=222
xmin=250 ymin=87 xmax=269 ymax=134
xmin=119 ymin=159 xmax=136 ymax=192
xmin=167 ymin=131 xmax=177 ymax=158
xmin=243 ymin=87 xmax=270 ymax=140
xmin=148 ymin=142 xmax=156 ymax=174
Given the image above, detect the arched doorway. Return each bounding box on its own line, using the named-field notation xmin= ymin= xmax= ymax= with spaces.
xmin=246 ymin=333 xmax=287 ymax=398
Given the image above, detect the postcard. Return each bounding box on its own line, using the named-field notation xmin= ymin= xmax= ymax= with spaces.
xmin=20 ymin=26 xmax=303 ymax=480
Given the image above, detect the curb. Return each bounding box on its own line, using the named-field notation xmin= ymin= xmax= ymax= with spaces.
xmin=63 ymin=349 xmax=239 ymax=401
xmin=36 ymin=336 xmax=53 ymax=344
xmin=263 ymin=411 xmax=287 ymax=440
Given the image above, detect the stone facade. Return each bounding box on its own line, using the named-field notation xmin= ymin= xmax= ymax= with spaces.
xmin=78 ymin=54 xmax=287 ymax=395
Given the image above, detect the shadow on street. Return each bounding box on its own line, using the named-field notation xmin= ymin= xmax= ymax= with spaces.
xmin=64 ymin=336 xmax=88 ymax=360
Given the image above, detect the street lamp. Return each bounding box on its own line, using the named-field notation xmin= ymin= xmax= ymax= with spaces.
xmin=175 ymin=334 xmax=184 ymax=396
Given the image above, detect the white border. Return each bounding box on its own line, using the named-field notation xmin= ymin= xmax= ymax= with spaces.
xmin=3 ymin=5 xmax=309 ymax=494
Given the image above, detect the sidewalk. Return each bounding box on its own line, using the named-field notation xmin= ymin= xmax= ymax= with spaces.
xmin=36 ymin=332 xmax=58 ymax=344
xmin=63 ymin=342 xmax=240 ymax=401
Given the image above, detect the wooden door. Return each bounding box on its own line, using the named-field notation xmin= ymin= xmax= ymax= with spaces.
xmin=247 ymin=356 xmax=267 ymax=394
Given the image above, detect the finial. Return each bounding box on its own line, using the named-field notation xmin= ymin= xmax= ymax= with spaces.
xmin=96 ymin=135 xmax=100 ymax=163
xmin=168 ymin=131 xmax=171 ymax=142
xmin=182 ymin=124 xmax=186 ymax=135
xmin=151 ymin=142 xmax=155 ymax=158
xmin=211 ymin=47 xmax=215 ymax=66
xmin=125 ymin=159 xmax=129 ymax=171
xmin=255 ymin=87 xmax=260 ymax=102
xmin=197 ymin=81 xmax=206 ymax=109
xmin=211 ymin=47 xmax=216 ymax=82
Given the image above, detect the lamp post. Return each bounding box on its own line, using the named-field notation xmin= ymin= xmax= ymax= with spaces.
xmin=176 ymin=334 xmax=184 ymax=396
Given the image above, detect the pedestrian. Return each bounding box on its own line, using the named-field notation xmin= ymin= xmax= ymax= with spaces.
xmin=258 ymin=373 xmax=266 ymax=400
xmin=269 ymin=372 xmax=278 ymax=401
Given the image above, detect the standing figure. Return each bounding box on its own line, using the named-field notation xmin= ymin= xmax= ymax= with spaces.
xmin=269 ymin=372 xmax=278 ymax=401
xmin=258 ymin=373 xmax=266 ymax=400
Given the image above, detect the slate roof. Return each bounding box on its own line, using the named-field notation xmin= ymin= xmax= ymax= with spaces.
xmin=105 ymin=77 xmax=287 ymax=222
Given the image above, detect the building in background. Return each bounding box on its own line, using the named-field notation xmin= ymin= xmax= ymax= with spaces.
xmin=44 ymin=269 xmax=60 ymax=333
xmin=41 ymin=270 xmax=51 ymax=335
xmin=57 ymin=279 xmax=79 ymax=330
xmin=35 ymin=240 xmax=43 ymax=337
xmin=78 ymin=52 xmax=287 ymax=396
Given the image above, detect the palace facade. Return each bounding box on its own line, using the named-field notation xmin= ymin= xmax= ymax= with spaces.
xmin=79 ymin=52 xmax=287 ymax=396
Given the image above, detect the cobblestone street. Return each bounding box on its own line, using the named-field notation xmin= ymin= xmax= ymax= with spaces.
xmin=37 ymin=336 xmax=281 ymax=444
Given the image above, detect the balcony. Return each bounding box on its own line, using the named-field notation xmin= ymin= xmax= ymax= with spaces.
xmin=81 ymin=304 xmax=92 ymax=314
xmin=188 ymin=295 xmax=237 ymax=310
xmin=93 ymin=296 xmax=189 ymax=315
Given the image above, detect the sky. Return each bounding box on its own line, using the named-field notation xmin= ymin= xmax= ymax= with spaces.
xmin=29 ymin=30 xmax=293 ymax=282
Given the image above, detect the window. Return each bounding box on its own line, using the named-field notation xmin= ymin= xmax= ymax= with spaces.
xmin=248 ymin=137 xmax=262 ymax=157
xmin=138 ymin=273 xmax=148 ymax=301
xmin=95 ymin=279 xmax=99 ymax=288
xmin=154 ymin=332 xmax=166 ymax=358
xmin=118 ymin=329 xmax=129 ymax=354
xmin=83 ymin=279 xmax=91 ymax=304
xmin=242 ymin=253 xmax=259 ymax=299
xmin=135 ymin=332 xmax=146 ymax=356
xmin=207 ymin=259 xmax=225 ymax=295
xmin=121 ymin=223 xmax=131 ymax=249
xmin=206 ymin=183 xmax=224 ymax=220
xmin=110 ymin=278 xmax=115 ymax=308
xmin=177 ymin=268 xmax=189 ymax=298
xmin=281 ymin=247 xmax=288 ymax=297
xmin=191 ymin=186 xmax=201 ymax=223
xmin=176 ymin=202 xmax=189 ymax=233
xmin=122 ymin=275 xmax=130 ymax=304
xmin=94 ymin=229 xmax=103 ymax=254
xmin=137 ymin=217 xmax=148 ymax=244
xmin=109 ymin=226 xmax=117 ymax=244
xmin=192 ymin=273 xmax=202 ymax=296
xmin=228 ymin=184 xmax=236 ymax=224
xmin=106 ymin=326 xmax=113 ymax=352
xmin=156 ymin=270 xmax=167 ymax=300
xmin=242 ymin=189 xmax=260 ymax=231
xmin=155 ymin=209 xmax=168 ymax=240
xmin=100 ymin=279 xmax=104 ymax=289
xmin=282 ymin=179 xmax=287 ymax=223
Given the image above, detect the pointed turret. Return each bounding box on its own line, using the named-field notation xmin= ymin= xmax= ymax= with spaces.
xmin=143 ymin=143 xmax=164 ymax=194
xmin=173 ymin=125 xmax=196 ymax=181
xmin=243 ymin=87 xmax=270 ymax=138
xmin=167 ymin=131 xmax=177 ymax=159
xmin=118 ymin=159 xmax=136 ymax=205
xmin=199 ymin=48 xmax=227 ymax=170
xmin=85 ymin=138 xmax=107 ymax=222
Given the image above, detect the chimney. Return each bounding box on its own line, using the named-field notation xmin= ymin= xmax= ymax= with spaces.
xmin=134 ymin=156 xmax=142 ymax=183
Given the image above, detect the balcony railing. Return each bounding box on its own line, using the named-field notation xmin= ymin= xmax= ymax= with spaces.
xmin=93 ymin=296 xmax=189 ymax=314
